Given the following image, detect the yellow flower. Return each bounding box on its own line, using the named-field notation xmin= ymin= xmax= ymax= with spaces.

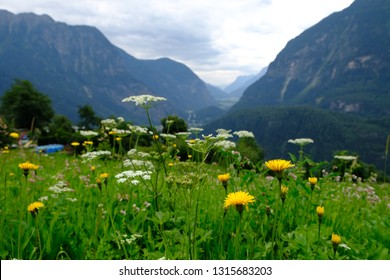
xmin=331 ymin=233 xmax=341 ymax=247
xmin=168 ymin=163 xmax=174 ymax=167
xmin=218 ymin=173 xmax=230 ymax=183
xmin=265 ymin=159 xmax=295 ymax=173
xmin=188 ymin=155 xmax=192 ymax=159
xmin=316 ymin=206 xmax=324 ymax=219
xmin=280 ymin=185 xmax=288 ymax=202
xmin=9 ymin=132 xmax=19 ymax=139
xmin=18 ymin=161 xmax=37 ymax=170
xmin=153 ymin=135 xmax=159 ymax=140
xmin=71 ymin=142 xmax=80 ymax=147
xmin=99 ymin=173 xmax=109 ymax=179
xmin=115 ymin=137 xmax=122 ymax=142
xmin=224 ymin=191 xmax=255 ymax=213
xmin=83 ymin=140 xmax=93 ymax=145
xmin=308 ymin=177 xmax=318 ymax=185
xmin=27 ymin=201 xmax=44 ymax=216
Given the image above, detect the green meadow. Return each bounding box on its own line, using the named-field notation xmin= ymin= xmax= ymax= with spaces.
xmin=0 ymin=96 xmax=389 ymax=260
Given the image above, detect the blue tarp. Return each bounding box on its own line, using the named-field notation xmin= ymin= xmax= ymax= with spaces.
xmin=35 ymin=144 xmax=64 ymax=154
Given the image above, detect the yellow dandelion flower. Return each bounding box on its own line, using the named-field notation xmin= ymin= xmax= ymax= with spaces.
xmin=316 ymin=206 xmax=324 ymax=219
xmin=18 ymin=161 xmax=38 ymax=177
xmin=308 ymin=177 xmax=318 ymax=185
xmin=83 ymin=140 xmax=93 ymax=145
xmin=71 ymin=142 xmax=80 ymax=147
xmin=115 ymin=137 xmax=122 ymax=142
xmin=224 ymin=191 xmax=255 ymax=213
xmin=265 ymin=159 xmax=295 ymax=172
xmin=9 ymin=132 xmax=19 ymax=139
xmin=99 ymin=173 xmax=109 ymax=179
xmin=18 ymin=161 xmax=36 ymax=170
xmin=188 ymin=154 xmax=192 ymax=159
xmin=153 ymin=135 xmax=159 ymax=140
xmin=218 ymin=173 xmax=230 ymax=183
xmin=331 ymin=233 xmax=341 ymax=245
xmin=168 ymin=163 xmax=174 ymax=167
xmin=27 ymin=201 xmax=44 ymax=216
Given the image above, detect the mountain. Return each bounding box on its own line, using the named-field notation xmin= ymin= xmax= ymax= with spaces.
xmin=232 ymin=0 xmax=390 ymax=117
xmin=206 ymin=0 xmax=390 ymax=169
xmin=224 ymin=67 xmax=267 ymax=98
xmin=0 ymin=10 xmax=216 ymax=124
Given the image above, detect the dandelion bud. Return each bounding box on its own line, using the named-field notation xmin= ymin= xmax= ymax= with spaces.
xmin=316 ymin=206 xmax=324 ymax=222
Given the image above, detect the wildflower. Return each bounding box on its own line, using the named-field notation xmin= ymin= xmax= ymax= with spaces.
xmin=27 ymin=201 xmax=44 ymax=217
xmin=218 ymin=173 xmax=230 ymax=192
xmin=115 ymin=137 xmax=122 ymax=142
xmin=308 ymin=177 xmax=318 ymax=192
xmin=288 ymin=138 xmax=314 ymax=146
xmin=331 ymin=233 xmax=341 ymax=255
xmin=80 ymin=150 xmax=111 ymax=162
xmin=224 ymin=191 xmax=255 ymax=214
xmin=96 ymin=178 xmax=102 ymax=191
xmin=334 ymin=155 xmax=357 ymax=161
xmin=79 ymin=130 xmax=99 ymax=137
xmin=265 ymin=159 xmax=294 ymax=181
xmin=215 ymin=140 xmax=236 ymax=150
xmin=122 ymin=94 xmax=167 ymax=109
xmin=18 ymin=161 xmax=38 ymax=177
xmin=153 ymin=135 xmax=159 ymax=140
xmin=280 ymin=185 xmax=288 ymax=203
xmin=265 ymin=159 xmax=295 ymax=173
xmin=233 ymin=130 xmax=255 ymax=138
xmin=9 ymin=132 xmax=19 ymax=139
xmin=83 ymin=140 xmax=93 ymax=146
xmin=316 ymin=206 xmax=324 ymax=221
xmin=70 ymin=142 xmax=80 ymax=147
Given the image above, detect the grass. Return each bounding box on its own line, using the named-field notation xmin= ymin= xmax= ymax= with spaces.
xmin=0 ymin=135 xmax=389 ymax=260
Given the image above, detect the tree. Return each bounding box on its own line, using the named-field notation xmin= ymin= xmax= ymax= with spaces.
xmin=160 ymin=115 xmax=188 ymax=134
xmin=0 ymin=80 xmax=54 ymax=129
xmin=78 ymin=105 xmax=101 ymax=129
xmin=47 ymin=115 xmax=75 ymax=143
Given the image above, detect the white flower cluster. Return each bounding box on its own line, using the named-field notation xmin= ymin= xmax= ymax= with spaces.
xmin=101 ymin=118 xmax=117 ymax=129
xmin=234 ymin=130 xmax=255 ymax=138
xmin=123 ymin=159 xmax=154 ymax=170
xmin=118 ymin=233 xmax=142 ymax=245
xmin=216 ymin=129 xmax=233 ymax=139
xmin=111 ymin=128 xmax=131 ymax=135
xmin=122 ymin=94 xmax=167 ymax=108
xmin=288 ymin=138 xmax=314 ymax=146
xmin=115 ymin=170 xmax=152 ymax=184
xmin=81 ymin=150 xmax=111 ymax=162
xmin=334 ymin=155 xmax=358 ymax=161
xmin=127 ymin=149 xmax=151 ymax=158
xmin=160 ymin=133 xmax=177 ymax=140
xmin=79 ymin=130 xmax=99 ymax=137
xmin=48 ymin=181 xmax=74 ymax=193
xmin=128 ymin=125 xmax=148 ymax=134
xmin=215 ymin=140 xmax=236 ymax=150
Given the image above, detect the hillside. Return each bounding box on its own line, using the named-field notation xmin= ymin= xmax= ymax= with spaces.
xmin=205 ymin=106 xmax=389 ymax=169
xmin=232 ymin=0 xmax=390 ymax=117
xmin=0 ymin=10 xmax=216 ymax=124
xmin=205 ymin=0 xmax=390 ymax=169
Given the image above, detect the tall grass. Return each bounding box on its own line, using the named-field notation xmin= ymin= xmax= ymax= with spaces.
xmin=0 ymin=140 xmax=389 ymax=260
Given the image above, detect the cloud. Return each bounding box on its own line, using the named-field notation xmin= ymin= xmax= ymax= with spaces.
xmin=0 ymin=0 xmax=354 ymax=86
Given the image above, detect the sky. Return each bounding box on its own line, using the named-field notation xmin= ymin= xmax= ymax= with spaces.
xmin=1 ymin=0 xmax=355 ymax=87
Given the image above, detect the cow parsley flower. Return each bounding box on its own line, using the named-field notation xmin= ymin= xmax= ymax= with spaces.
xmin=122 ymin=94 xmax=167 ymax=109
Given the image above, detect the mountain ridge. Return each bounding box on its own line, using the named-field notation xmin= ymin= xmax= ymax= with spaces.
xmin=0 ymin=9 xmax=216 ymax=124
